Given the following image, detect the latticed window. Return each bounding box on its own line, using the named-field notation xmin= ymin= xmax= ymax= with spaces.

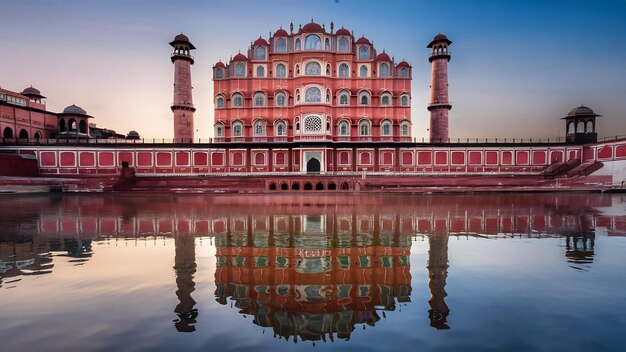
xmin=399 ymin=68 xmax=408 ymax=78
xmin=380 ymin=63 xmax=389 ymax=77
xmin=234 ymin=62 xmax=245 ymax=77
xmin=339 ymin=92 xmax=349 ymax=105
xmin=381 ymin=94 xmax=390 ymax=106
xmin=295 ymin=38 xmax=301 ymax=51
xmin=216 ymin=97 xmax=224 ymax=108
xmin=338 ymin=63 xmax=349 ymax=77
xmin=215 ymin=69 xmax=224 ymax=79
xmin=401 ymin=95 xmax=409 ymax=106
xmin=275 ymin=92 xmax=286 ymax=106
xmin=275 ymin=64 xmax=286 ymax=78
xmin=275 ymin=38 xmax=286 ymax=53
xmin=305 ymin=87 xmax=322 ymax=103
xmin=256 ymin=66 xmax=265 ymax=77
xmin=276 ymin=122 xmax=286 ymax=136
xmin=255 ymin=46 xmax=265 ymax=60
xmin=232 ymin=94 xmax=243 ymax=107
xmin=359 ymin=121 xmax=370 ymax=136
xmin=254 ymin=121 xmax=265 ymax=136
xmin=304 ymin=115 xmax=323 ymax=132
xmin=382 ymin=122 xmax=392 ymax=135
xmin=338 ymin=37 xmax=349 ymax=52
xmin=339 ymin=121 xmax=349 ymax=135
xmin=215 ymin=125 xmax=224 ymax=137
xmin=305 ymin=61 xmax=321 ymax=75
xmin=359 ymin=65 xmax=368 ymax=77
xmin=400 ymin=123 xmax=409 ymax=136
xmin=254 ymin=92 xmax=265 ymax=106
xmin=359 ymin=45 xmax=369 ymax=60
xmin=232 ymin=122 xmax=243 ymax=136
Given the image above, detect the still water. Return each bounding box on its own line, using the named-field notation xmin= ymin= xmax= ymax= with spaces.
xmin=1 ymin=193 xmax=626 ymax=352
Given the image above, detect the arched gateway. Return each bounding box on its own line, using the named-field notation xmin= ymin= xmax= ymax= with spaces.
xmin=306 ymin=158 xmax=321 ymax=173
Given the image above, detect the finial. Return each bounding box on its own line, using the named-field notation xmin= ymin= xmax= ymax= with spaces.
xmin=311 ymin=18 xmax=314 ymax=22
xmin=290 ymin=22 xmax=293 ymax=33
xmin=299 ymin=24 xmax=302 ymax=30
xmin=330 ymin=21 xmax=334 ymax=33
xmin=351 ymin=30 xmax=354 ymax=36
xmin=322 ymin=23 xmax=325 ymax=31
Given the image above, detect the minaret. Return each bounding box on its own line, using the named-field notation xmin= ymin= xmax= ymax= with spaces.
xmin=170 ymin=33 xmax=196 ymax=142
xmin=427 ymin=34 xmax=452 ymax=143
xmin=173 ymin=235 xmax=198 ymax=332
xmin=427 ymin=233 xmax=450 ymax=329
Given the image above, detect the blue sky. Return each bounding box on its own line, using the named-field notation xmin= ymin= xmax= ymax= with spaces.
xmin=1 ymin=0 xmax=625 ymax=139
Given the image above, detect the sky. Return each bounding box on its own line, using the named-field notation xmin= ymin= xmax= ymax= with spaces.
xmin=1 ymin=0 xmax=625 ymax=140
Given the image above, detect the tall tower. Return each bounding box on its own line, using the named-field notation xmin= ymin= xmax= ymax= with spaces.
xmin=170 ymin=33 xmax=196 ymax=142
xmin=173 ymin=235 xmax=198 ymax=332
xmin=427 ymin=34 xmax=452 ymax=143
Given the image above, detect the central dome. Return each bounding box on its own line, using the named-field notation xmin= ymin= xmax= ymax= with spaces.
xmin=302 ymin=21 xmax=324 ymax=33
xmin=566 ymin=105 xmax=599 ymax=118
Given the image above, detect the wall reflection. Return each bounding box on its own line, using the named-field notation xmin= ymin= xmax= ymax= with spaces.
xmin=0 ymin=193 xmax=624 ymax=338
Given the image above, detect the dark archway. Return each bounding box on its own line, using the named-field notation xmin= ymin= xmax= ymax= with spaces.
xmin=59 ymin=119 xmax=66 ymax=132
xmin=3 ymin=127 xmax=13 ymax=139
xmin=19 ymin=129 xmax=28 ymax=139
xmin=315 ymin=182 xmax=324 ymax=190
xmin=292 ymin=182 xmax=300 ymax=190
xmin=34 ymin=132 xmax=41 ymax=140
xmin=68 ymin=118 xmax=77 ymax=131
xmin=340 ymin=182 xmax=350 ymax=190
xmin=304 ymin=182 xmax=313 ymax=190
xmin=269 ymin=183 xmax=277 ymax=191
xmin=307 ymin=157 xmax=321 ymax=173
xmin=280 ymin=183 xmax=288 ymax=191
xmin=79 ymin=120 xmax=87 ymax=134
xmin=328 ymin=182 xmax=337 ymax=190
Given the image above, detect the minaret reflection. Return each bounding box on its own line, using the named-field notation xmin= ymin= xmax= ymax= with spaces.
xmin=427 ymin=233 xmax=450 ymax=330
xmin=173 ymin=235 xmax=198 ymax=332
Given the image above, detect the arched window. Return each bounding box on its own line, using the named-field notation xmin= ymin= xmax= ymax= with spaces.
xmin=234 ymin=62 xmax=245 ymax=77
xmin=379 ymin=63 xmax=389 ymax=77
xmin=68 ymin=119 xmax=76 ymax=131
xmin=232 ymin=93 xmax=244 ymax=107
xmin=338 ymin=37 xmax=349 ymax=52
xmin=34 ymin=132 xmax=41 ymax=140
xmin=359 ymin=65 xmax=368 ymax=77
xmin=296 ymin=89 xmax=301 ymax=102
xmin=359 ymin=46 xmax=369 ymax=60
xmin=567 ymin=122 xmax=575 ymax=134
xmin=400 ymin=121 xmax=410 ymax=136
xmin=3 ymin=127 xmax=13 ymax=138
xmin=359 ymin=120 xmax=370 ymax=136
xmin=304 ymin=115 xmax=323 ymax=132
xmin=400 ymin=95 xmax=409 ymax=106
xmin=339 ymin=91 xmax=349 ymax=105
xmin=232 ymin=121 xmax=243 ymax=137
xmin=338 ymin=63 xmax=349 ymax=77
xmin=216 ymin=96 xmax=225 ymax=108
xmin=339 ymin=121 xmax=350 ymax=135
xmin=381 ymin=121 xmax=392 ymax=136
xmin=577 ymin=121 xmax=585 ymax=133
xmin=254 ymin=92 xmax=266 ymax=106
xmin=215 ymin=68 xmax=224 ymax=79
xmin=304 ymin=34 xmax=321 ymax=50
xmin=399 ymin=68 xmax=408 ymax=78
xmin=254 ymin=120 xmax=265 ymax=136
xmin=295 ymin=38 xmax=301 ymax=51
xmin=255 ymin=46 xmax=266 ymax=60
xmin=586 ymin=121 xmax=594 ymax=133
xmin=359 ymin=91 xmax=370 ymax=105
xmin=59 ymin=119 xmax=66 ymax=132
xmin=381 ymin=93 xmax=391 ymax=106
xmin=275 ymin=38 xmax=286 ymax=53
xmin=326 ymin=63 xmax=331 ymax=76
xmin=215 ymin=124 xmax=224 ymax=137
xmin=256 ymin=66 xmax=265 ymax=77
xmin=275 ymin=63 xmax=286 ymax=78
xmin=305 ymin=61 xmax=321 ymax=75
xmin=79 ymin=120 xmax=87 ymax=134
xmin=275 ymin=92 xmax=286 ymax=106
xmin=326 ymin=89 xmax=331 ymax=103
xmin=305 ymin=87 xmax=322 ymax=103
xmin=19 ymin=129 xmax=28 ymax=139
xmin=275 ymin=121 xmax=286 ymax=136
xmin=325 ymin=38 xmax=330 ymax=50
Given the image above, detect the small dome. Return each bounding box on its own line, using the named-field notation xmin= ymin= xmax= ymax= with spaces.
xmin=302 ymin=21 xmax=324 ymax=33
xmin=273 ymin=28 xmax=288 ymax=37
xmin=232 ymin=52 xmax=248 ymax=61
xmin=355 ymin=36 xmax=371 ymax=45
xmin=127 ymin=130 xmax=140 ymax=138
xmin=566 ymin=105 xmax=599 ymax=118
xmin=214 ymin=61 xmax=226 ymax=68
xmin=336 ymin=27 xmax=351 ymax=36
xmin=397 ymin=60 xmax=411 ymax=67
xmin=376 ymin=51 xmax=391 ymax=62
xmin=21 ymin=86 xmax=41 ymax=96
xmin=253 ymin=37 xmax=268 ymax=46
xmin=62 ymin=104 xmax=87 ymax=115
xmin=174 ymin=33 xmax=190 ymax=42
xmin=434 ymin=33 xmax=448 ymax=40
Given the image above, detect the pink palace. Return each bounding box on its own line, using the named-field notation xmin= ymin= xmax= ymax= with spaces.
xmin=1 ymin=20 xmax=626 ymax=193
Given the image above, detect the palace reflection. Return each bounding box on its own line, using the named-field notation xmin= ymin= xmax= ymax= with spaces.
xmin=1 ymin=193 xmax=624 ymax=338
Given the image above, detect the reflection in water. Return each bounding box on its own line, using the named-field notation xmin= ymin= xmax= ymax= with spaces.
xmin=174 ymin=235 xmax=198 ymax=332
xmin=1 ymin=193 xmax=626 ymax=344
xmin=428 ymin=233 xmax=449 ymax=330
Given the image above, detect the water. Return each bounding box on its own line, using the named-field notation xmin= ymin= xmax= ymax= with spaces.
xmin=1 ymin=193 xmax=626 ymax=352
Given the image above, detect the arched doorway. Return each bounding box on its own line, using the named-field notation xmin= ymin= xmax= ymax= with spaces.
xmin=280 ymin=183 xmax=288 ymax=191
xmin=307 ymin=157 xmax=321 ymax=173
xmin=328 ymin=182 xmax=337 ymax=190
xmin=315 ymin=182 xmax=324 ymax=190
xmin=304 ymin=182 xmax=313 ymax=190
xmin=19 ymin=129 xmax=28 ymax=139
xmin=292 ymin=182 xmax=300 ymax=190
xmin=3 ymin=127 xmax=13 ymax=138
xmin=34 ymin=132 xmax=41 ymax=140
